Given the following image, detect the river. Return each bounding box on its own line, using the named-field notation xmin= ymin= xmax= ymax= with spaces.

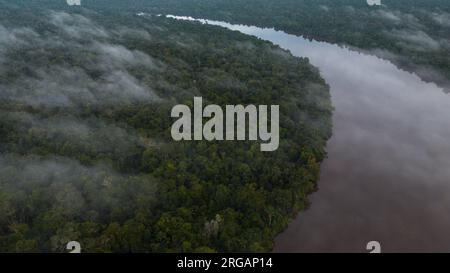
xmin=166 ymin=15 xmax=450 ymax=252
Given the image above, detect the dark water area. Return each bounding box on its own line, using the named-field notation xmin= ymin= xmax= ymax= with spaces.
xmin=167 ymin=15 xmax=450 ymax=252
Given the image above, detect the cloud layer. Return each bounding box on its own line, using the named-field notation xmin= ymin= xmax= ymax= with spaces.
xmin=0 ymin=11 xmax=161 ymax=107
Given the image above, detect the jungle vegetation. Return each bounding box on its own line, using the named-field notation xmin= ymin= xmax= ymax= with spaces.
xmin=0 ymin=1 xmax=332 ymax=252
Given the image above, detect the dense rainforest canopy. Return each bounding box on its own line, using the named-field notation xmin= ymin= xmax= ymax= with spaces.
xmin=0 ymin=1 xmax=332 ymax=252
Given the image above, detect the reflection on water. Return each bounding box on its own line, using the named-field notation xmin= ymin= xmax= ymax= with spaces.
xmin=167 ymin=15 xmax=450 ymax=252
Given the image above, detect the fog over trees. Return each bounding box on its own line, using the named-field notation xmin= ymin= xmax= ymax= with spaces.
xmin=0 ymin=1 xmax=332 ymax=252
xmin=3 ymin=0 xmax=449 ymax=253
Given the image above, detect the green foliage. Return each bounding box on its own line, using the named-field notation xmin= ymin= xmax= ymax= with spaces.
xmin=0 ymin=2 xmax=332 ymax=252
